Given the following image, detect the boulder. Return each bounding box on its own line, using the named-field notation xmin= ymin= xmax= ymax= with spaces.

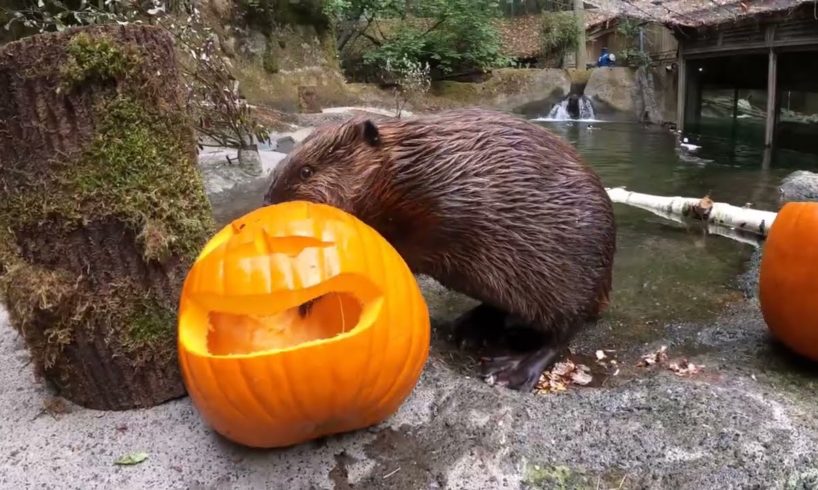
xmin=431 ymin=68 xmax=572 ymax=117
xmin=198 ymin=148 xmax=287 ymax=225
xmin=275 ymin=135 xmax=296 ymax=154
xmin=489 ymin=68 xmax=572 ymax=113
xmin=584 ymin=67 xmax=637 ymax=114
xmin=779 ymin=170 xmax=818 ymax=204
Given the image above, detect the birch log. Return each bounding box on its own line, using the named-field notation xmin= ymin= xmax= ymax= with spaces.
xmin=606 ymin=187 xmax=778 ymax=239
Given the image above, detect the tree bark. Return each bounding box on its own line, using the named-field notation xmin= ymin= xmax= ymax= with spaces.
xmin=0 ymin=25 xmax=215 ymax=410
xmin=606 ymin=187 xmax=777 ymax=238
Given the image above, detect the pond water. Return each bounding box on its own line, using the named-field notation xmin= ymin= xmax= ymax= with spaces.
xmin=533 ymin=119 xmax=818 ymax=334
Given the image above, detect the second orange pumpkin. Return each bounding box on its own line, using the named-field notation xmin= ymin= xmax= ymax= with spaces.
xmin=759 ymin=201 xmax=818 ymax=362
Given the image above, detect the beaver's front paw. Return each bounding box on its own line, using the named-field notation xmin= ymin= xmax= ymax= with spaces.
xmin=480 ymin=346 xmax=563 ymax=392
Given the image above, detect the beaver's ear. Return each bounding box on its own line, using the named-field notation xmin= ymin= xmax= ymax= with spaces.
xmin=358 ymin=120 xmax=380 ymax=146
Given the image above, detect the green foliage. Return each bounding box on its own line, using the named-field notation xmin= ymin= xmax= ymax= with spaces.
xmin=616 ymin=17 xmax=642 ymax=39
xmin=332 ymin=0 xmax=509 ymax=78
xmin=540 ymin=10 xmax=579 ymax=56
xmin=620 ymin=47 xmax=651 ymax=67
xmin=616 ymin=17 xmax=652 ymax=67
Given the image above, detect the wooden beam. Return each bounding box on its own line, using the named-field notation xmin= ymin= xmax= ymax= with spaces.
xmin=677 ymin=56 xmax=686 ymax=131
xmin=681 ymin=35 xmax=818 ymax=58
xmin=574 ymin=0 xmax=587 ymax=69
xmin=764 ymin=49 xmax=778 ymax=148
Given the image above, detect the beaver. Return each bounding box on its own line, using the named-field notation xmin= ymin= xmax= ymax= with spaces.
xmin=263 ymin=108 xmax=616 ymax=392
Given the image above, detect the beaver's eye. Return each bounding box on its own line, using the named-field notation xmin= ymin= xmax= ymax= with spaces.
xmin=299 ymin=165 xmax=313 ymax=180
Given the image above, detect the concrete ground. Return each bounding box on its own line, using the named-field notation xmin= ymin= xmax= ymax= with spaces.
xmin=3 ymin=271 xmax=818 ymax=489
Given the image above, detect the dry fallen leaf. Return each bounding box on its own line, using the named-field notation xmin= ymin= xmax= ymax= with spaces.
xmin=570 ymin=370 xmax=593 ymax=386
xmin=114 ymin=452 xmax=148 ymax=466
xmin=668 ymin=359 xmax=704 ymax=377
xmin=637 ymin=346 xmax=705 ymax=377
xmin=637 ymin=345 xmax=668 ymax=367
xmin=551 ymin=361 xmax=574 ymax=377
xmin=535 ymin=359 xmax=594 ymax=393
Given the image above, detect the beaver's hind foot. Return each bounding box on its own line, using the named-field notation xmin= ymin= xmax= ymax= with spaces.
xmin=480 ymin=345 xmax=565 ymax=392
xmin=451 ymin=303 xmax=509 ymax=350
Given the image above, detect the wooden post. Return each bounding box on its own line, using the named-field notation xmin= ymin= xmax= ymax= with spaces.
xmin=676 ymin=56 xmax=686 ymax=131
xmin=765 ymin=49 xmax=778 ymax=148
xmin=731 ymin=86 xmax=739 ymax=140
xmin=574 ymin=0 xmax=587 ymax=69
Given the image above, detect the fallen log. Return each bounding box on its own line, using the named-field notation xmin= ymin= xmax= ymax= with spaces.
xmin=606 ymin=187 xmax=777 ymax=241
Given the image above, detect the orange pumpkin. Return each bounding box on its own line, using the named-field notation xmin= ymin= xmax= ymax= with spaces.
xmin=177 ymin=201 xmax=431 ymax=448
xmin=759 ymin=201 xmax=818 ymax=362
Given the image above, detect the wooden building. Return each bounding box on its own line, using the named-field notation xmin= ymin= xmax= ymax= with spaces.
xmin=587 ymin=0 xmax=818 ymax=153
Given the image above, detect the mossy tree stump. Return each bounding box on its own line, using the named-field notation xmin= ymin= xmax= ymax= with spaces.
xmin=0 ymin=25 xmax=215 ymax=410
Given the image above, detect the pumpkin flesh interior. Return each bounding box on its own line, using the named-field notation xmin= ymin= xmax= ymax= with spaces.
xmin=206 ymin=291 xmax=363 ymax=355
xmin=179 ymin=273 xmax=383 ymax=358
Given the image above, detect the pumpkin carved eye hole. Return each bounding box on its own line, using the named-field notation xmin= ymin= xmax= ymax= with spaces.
xmin=300 ymin=166 xmax=314 ymax=180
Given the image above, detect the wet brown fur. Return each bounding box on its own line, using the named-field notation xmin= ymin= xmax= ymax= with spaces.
xmin=264 ymin=108 xmax=616 ymax=345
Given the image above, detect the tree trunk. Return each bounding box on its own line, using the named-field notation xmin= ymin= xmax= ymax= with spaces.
xmin=606 ymin=188 xmax=777 ymax=238
xmin=0 ymin=25 xmax=215 ymax=410
xmin=237 ymin=144 xmax=263 ymax=175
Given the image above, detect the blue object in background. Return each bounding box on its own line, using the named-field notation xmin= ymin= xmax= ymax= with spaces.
xmin=598 ymin=47 xmax=615 ymax=67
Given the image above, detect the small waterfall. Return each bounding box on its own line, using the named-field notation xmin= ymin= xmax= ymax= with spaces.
xmin=542 ymin=95 xmax=597 ymax=121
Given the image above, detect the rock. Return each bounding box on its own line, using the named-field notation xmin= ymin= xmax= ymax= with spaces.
xmin=431 ymin=68 xmax=571 ymax=117
xmin=208 ymin=0 xmax=233 ymax=18
xmin=779 ymin=170 xmax=818 ymax=204
xmin=634 ymin=66 xmax=663 ymax=124
xmin=3 ymin=288 xmax=818 ymax=488
xmin=275 ymin=136 xmax=296 ymax=154
xmin=237 ymin=145 xmax=263 ymax=175
xmin=585 ymin=66 xmax=637 ymax=114
xmin=198 ymin=147 xmax=287 ymax=225
xmin=489 ymin=68 xmax=572 ymax=114
xmin=219 ymin=34 xmax=237 ymax=58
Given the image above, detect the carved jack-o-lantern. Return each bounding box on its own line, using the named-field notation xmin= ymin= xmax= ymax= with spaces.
xmin=177 ymin=201 xmax=431 ymax=448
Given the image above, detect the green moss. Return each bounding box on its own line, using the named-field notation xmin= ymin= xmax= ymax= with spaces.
xmin=524 ymin=464 xmax=578 ymax=489
xmin=1 ymin=263 xmax=78 ymax=368
xmin=60 ymin=32 xmax=140 ymax=89
xmin=0 ymin=28 xmax=215 ymax=370
xmin=77 ymin=95 xmax=214 ymax=261
xmin=125 ymin=296 xmax=176 ymax=346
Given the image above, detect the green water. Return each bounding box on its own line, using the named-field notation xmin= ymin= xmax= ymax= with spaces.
xmin=535 ymin=120 xmax=818 ymax=331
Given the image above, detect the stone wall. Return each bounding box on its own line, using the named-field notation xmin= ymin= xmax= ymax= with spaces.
xmin=429 ymin=68 xmax=572 ymax=115
xmin=584 ymin=67 xmax=637 ymax=115
xmin=585 ymin=66 xmax=677 ymax=124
